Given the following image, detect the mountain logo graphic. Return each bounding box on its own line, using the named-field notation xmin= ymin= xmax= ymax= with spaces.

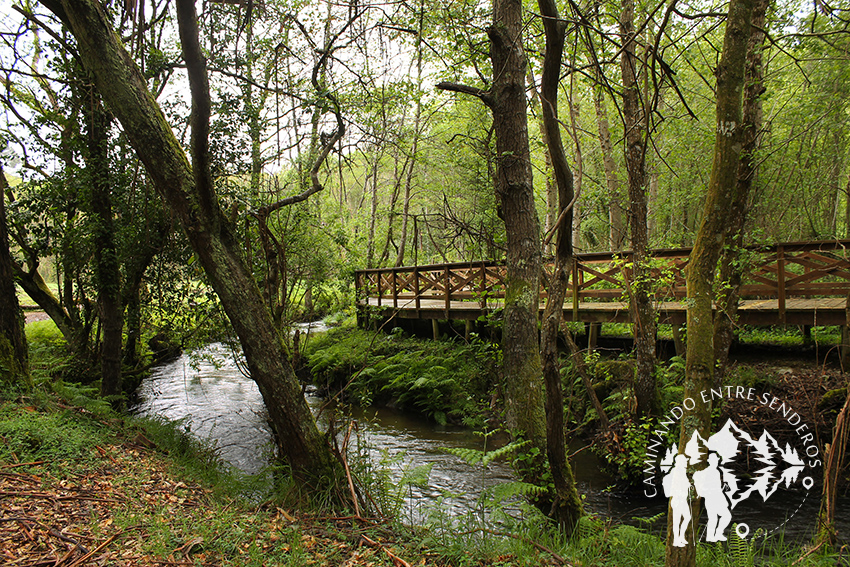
xmin=644 ymin=389 xmax=820 ymax=546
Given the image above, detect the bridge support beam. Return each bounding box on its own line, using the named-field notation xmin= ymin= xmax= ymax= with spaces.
xmin=672 ymin=324 xmax=686 ymax=357
xmin=586 ymin=322 xmax=601 ymax=353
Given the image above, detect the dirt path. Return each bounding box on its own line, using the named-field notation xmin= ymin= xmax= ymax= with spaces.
xmin=24 ymin=311 xmax=49 ymax=325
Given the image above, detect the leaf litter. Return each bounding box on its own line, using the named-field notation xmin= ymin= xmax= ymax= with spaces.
xmin=0 ymin=438 xmax=441 ymax=566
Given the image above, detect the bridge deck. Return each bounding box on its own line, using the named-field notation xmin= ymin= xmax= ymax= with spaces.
xmin=359 ymin=297 xmax=848 ymax=326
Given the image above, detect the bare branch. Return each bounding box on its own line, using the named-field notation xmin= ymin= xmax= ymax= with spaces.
xmin=435 ymin=81 xmax=493 ymax=106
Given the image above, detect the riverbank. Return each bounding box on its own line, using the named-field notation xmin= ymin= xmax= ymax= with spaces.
xmin=0 ymin=387 xmax=463 ymax=566
xmin=6 ymin=382 xmax=847 ymax=566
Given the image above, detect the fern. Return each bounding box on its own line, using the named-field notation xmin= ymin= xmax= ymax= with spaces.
xmin=399 ymin=462 xmax=433 ymax=488
xmin=482 ymin=439 xmax=529 ymax=466
xmin=444 ymin=439 xmax=529 ymax=467
xmin=482 ymin=480 xmax=545 ymax=504
xmin=576 ymin=515 xmax=605 ymax=539
xmin=728 ymin=525 xmax=762 ymax=567
xmin=444 ymin=446 xmax=486 ymax=466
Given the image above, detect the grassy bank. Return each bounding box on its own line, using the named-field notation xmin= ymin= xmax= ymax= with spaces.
xmin=0 ymin=385 xmax=450 ymax=566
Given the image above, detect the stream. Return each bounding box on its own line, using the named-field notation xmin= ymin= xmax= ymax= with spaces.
xmin=131 ymin=325 xmax=847 ymax=542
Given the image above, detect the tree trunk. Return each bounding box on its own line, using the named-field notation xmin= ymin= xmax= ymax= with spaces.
xmin=594 ymin=82 xmax=626 ymax=251
xmin=438 ymin=0 xmax=547 ymax=491
xmin=487 ymin=0 xmax=547 ymax=477
xmin=844 ymin=171 xmax=850 ymax=238
xmin=568 ymin=97 xmax=583 ymax=249
xmin=528 ymin=68 xmax=557 ymax=256
xmin=713 ymin=0 xmax=769 ymax=383
xmin=817 ymin=387 xmax=850 ymax=546
xmin=620 ymin=0 xmax=657 ymax=418
xmin=365 ymin=150 xmax=381 ymax=269
xmin=666 ymin=0 xmax=754 ymax=563
xmin=396 ymin=3 xmax=425 ymax=268
xmin=536 ymin=0 xmax=583 ymax=534
xmin=0 ymin=165 xmax=30 ymax=387
xmin=13 ymin=260 xmax=80 ymax=348
xmin=84 ymin=93 xmax=123 ymax=401
xmin=123 ymin=214 xmax=170 ymax=366
xmin=42 ymin=0 xmax=343 ymax=490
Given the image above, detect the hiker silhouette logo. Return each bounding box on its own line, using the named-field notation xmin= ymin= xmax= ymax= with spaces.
xmin=643 ymin=388 xmax=821 ymax=545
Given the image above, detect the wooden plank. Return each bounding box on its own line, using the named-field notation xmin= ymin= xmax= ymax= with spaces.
xmin=577 ymin=263 xmax=624 ymax=290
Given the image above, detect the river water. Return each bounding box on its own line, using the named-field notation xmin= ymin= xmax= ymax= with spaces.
xmin=132 ymin=327 xmax=847 ymax=542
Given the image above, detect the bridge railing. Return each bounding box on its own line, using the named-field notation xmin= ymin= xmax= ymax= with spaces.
xmin=354 ymin=240 xmax=850 ymax=318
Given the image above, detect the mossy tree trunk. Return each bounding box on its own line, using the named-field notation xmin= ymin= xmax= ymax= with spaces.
xmin=438 ymin=0 xmax=547 ymax=497
xmin=0 ymin=165 xmax=30 ymax=387
xmin=713 ymin=0 xmax=769 ymax=383
xmin=40 ymin=0 xmax=344 ymax=491
xmin=487 ymin=0 xmax=547 ymax=483
xmin=619 ymin=0 xmax=657 ymax=418
xmin=666 ymin=0 xmax=754 ymax=563
xmin=83 ymin=92 xmax=123 ymax=401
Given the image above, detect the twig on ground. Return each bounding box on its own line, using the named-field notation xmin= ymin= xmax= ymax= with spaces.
xmin=792 ymin=541 xmax=823 ymax=565
xmin=361 ymin=534 xmax=412 ymax=567
xmin=1 ymin=461 xmax=45 ymax=469
xmin=49 ymin=527 xmax=89 ymax=554
xmin=65 ymin=531 xmax=122 ymax=567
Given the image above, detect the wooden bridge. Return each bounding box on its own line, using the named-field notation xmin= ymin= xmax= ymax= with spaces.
xmin=354 ymin=240 xmax=850 ymax=330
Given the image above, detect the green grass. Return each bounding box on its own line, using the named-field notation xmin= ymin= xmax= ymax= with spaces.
xmin=736 ymin=325 xmax=841 ymax=347
xmin=17 ymin=282 xmax=58 ymax=308
xmin=0 ymin=400 xmax=110 ymax=467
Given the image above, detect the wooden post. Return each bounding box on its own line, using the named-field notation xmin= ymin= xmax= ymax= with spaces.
xmin=392 ymin=268 xmax=398 ymax=310
xmin=465 ymin=319 xmax=472 ymax=341
xmin=376 ymin=271 xmax=382 ymax=307
xmin=432 ymin=319 xmax=440 ymax=341
xmin=354 ymin=272 xmax=360 ymax=302
xmin=777 ymin=246 xmax=786 ymax=324
xmin=414 ymin=267 xmax=421 ymax=315
xmin=479 ymin=263 xmax=487 ymax=309
xmin=572 ymin=259 xmax=580 ymax=321
xmin=588 ymin=322 xmax=600 ymax=353
xmin=444 ymin=265 xmax=450 ymax=319
xmin=842 ymin=292 xmax=850 ymax=370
